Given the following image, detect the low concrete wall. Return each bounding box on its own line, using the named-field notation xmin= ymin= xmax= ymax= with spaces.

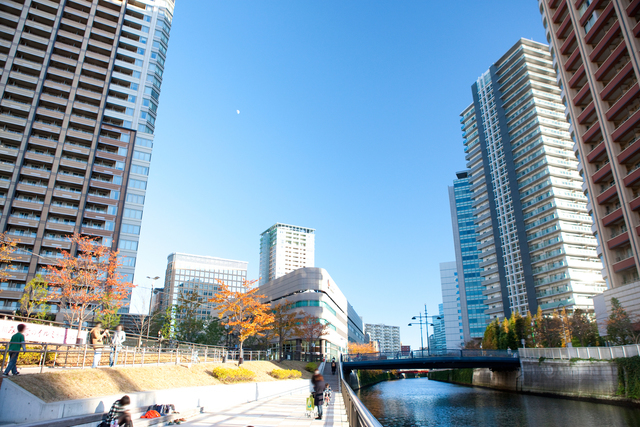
xmin=472 ymin=368 xmax=518 ymax=391
xmin=521 ymin=360 xmax=618 ymax=399
xmin=0 ymin=378 xmax=310 ymax=425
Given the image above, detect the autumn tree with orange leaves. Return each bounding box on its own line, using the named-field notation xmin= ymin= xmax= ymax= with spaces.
xmin=348 ymin=341 xmax=376 ymax=354
xmin=209 ymin=279 xmax=274 ymax=364
xmin=298 ymin=313 xmax=331 ymax=361
xmin=45 ymin=234 xmax=134 ymax=337
xmin=0 ymin=232 xmax=17 ymax=283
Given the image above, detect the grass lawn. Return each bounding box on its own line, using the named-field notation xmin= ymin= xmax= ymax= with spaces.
xmin=9 ymin=360 xmax=311 ymax=402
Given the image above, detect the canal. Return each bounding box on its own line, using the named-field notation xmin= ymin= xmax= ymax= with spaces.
xmin=357 ymin=377 xmax=640 ymax=427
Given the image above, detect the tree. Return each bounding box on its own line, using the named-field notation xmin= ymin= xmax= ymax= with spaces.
xmin=209 ymin=279 xmax=274 ymax=364
xmin=45 ymin=233 xmax=134 ymax=335
xmin=197 ymin=317 xmax=225 ymax=346
xmin=174 ymin=288 xmax=206 ymax=343
xmin=298 ymin=313 xmax=330 ymax=360
xmin=607 ymin=297 xmax=633 ymax=345
xmin=482 ymin=319 xmax=500 ymax=349
xmin=19 ymin=275 xmax=51 ymax=319
xmin=0 ymin=232 xmax=17 ymax=283
xmin=348 ymin=342 xmax=376 ymax=354
xmin=270 ymin=302 xmax=301 ymax=361
xmin=570 ymin=309 xmax=599 ymax=347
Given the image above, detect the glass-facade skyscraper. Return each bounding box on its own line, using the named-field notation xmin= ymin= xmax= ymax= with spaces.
xmin=449 ymin=170 xmax=489 ymax=342
xmin=259 ymin=223 xmax=315 ymax=286
xmin=0 ymin=0 xmax=174 ymax=313
xmin=440 ymin=261 xmax=463 ymax=349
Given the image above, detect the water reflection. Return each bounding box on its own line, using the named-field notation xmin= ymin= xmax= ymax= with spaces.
xmin=357 ymin=377 xmax=640 ymax=427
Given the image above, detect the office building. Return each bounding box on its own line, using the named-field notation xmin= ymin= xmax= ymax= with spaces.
xmin=0 ymin=0 xmax=174 ymax=312
xmin=440 ymin=261 xmax=463 ymax=349
xmin=461 ymin=39 xmax=606 ymax=321
xmin=449 ymin=170 xmax=489 ymax=342
xmin=364 ymin=323 xmax=401 ymax=353
xmin=431 ymin=303 xmax=446 ymax=351
xmin=259 ymin=267 xmax=364 ymax=361
xmin=259 ymin=223 xmax=315 ymax=286
xmin=539 ymin=0 xmax=640 ymax=326
xmin=161 ymin=253 xmax=248 ymax=320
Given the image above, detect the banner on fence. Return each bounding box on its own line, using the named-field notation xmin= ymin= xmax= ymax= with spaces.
xmin=0 ymin=319 xmax=87 ymax=345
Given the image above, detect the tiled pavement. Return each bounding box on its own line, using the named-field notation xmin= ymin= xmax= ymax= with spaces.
xmin=182 ymin=363 xmax=348 ymax=427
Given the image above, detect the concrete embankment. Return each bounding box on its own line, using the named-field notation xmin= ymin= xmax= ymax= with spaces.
xmin=429 ymin=358 xmax=640 ymax=405
xmin=349 ymin=370 xmax=398 ymax=390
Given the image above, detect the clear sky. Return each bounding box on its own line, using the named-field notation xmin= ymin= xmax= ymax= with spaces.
xmin=131 ymin=0 xmax=548 ymax=349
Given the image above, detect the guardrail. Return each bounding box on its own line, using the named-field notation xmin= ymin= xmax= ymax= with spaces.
xmin=341 ymin=348 xmax=519 ymax=362
xmin=339 ymin=358 xmax=383 ymax=427
xmin=520 ymin=344 xmax=640 ymax=360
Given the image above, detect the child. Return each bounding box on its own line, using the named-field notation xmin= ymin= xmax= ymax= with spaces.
xmin=324 ymin=383 xmax=332 ymax=406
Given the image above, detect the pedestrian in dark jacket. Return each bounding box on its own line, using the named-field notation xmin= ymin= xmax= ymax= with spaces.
xmin=311 ymin=370 xmax=325 ymax=420
xmin=331 ymin=360 xmax=337 ymax=375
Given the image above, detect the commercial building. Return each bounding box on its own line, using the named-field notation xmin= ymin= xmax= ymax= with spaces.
xmin=431 ymin=303 xmax=446 ymax=351
xmin=259 ymin=223 xmax=315 ymax=286
xmin=449 ymin=170 xmax=489 ymax=342
xmin=364 ymin=323 xmax=401 ymax=354
xmin=0 ymin=0 xmax=174 ymax=312
xmin=538 ymin=0 xmax=640 ymax=326
xmin=259 ymin=267 xmax=364 ymax=361
xmin=160 ymin=253 xmax=248 ymax=320
xmin=461 ymin=38 xmax=606 ymax=321
xmin=440 ymin=261 xmax=463 ymax=349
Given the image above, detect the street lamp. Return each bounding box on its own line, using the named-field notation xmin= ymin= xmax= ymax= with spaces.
xmin=408 ymin=304 xmax=443 ymax=357
xmin=146 ymin=276 xmax=160 ymax=340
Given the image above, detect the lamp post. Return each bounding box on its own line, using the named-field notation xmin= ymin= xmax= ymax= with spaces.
xmin=408 ymin=305 xmax=443 ymax=357
xmin=146 ymin=276 xmax=160 ymax=341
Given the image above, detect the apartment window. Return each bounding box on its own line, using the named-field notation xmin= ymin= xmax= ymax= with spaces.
xmin=143 ymin=98 xmax=158 ymax=112
xmin=136 ymin=138 xmax=153 ymax=148
xmin=128 ymin=179 xmax=147 ymax=190
xmin=116 ymin=161 xmax=125 ymax=170
xmin=124 ymin=208 xmax=143 ymax=219
xmin=134 ymin=151 xmax=152 ymax=161
xmin=140 ymin=37 xmax=147 ymax=44
xmin=119 ymin=256 xmax=136 ymax=267
xmin=127 ymin=94 xmax=137 ymax=103
xmin=126 ymin=193 xmax=145 ymax=204
xmin=153 ymin=41 xmax=167 ymax=56
xmin=137 ymin=48 xmax=145 ymax=55
xmin=140 ymin=25 xmax=149 ymax=33
xmin=119 ymin=239 xmax=138 ymax=251
xmin=131 ymin=165 xmax=149 ymax=175
xmin=121 ymin=223 xmax=141 ymax=235
xmin=144 ymin=86 xmax=160 ymax=100
xmin=143 ymin=15 xmax=151 ymax=22
xmin=108 ymin=206 xmax=118 ymax=215
xmin=138 ymin=124 xmax=153 ymax=134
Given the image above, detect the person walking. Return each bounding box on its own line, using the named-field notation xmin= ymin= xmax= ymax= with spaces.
xmin=311 ymin=369 xmax=325 ymax=420
xmin=331 ymin=360 xmax=337 ymax=375
xmin=90 ymin=322 xmax=109 ymax=369
xmin=3 ymin=323 xmax=26 ymax=377
xmin=109 ymin=325 xmax=126 ymax=367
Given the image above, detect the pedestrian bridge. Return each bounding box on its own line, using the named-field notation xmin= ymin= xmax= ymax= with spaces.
xmin=341 ymin=349 xmax=520 ymax=374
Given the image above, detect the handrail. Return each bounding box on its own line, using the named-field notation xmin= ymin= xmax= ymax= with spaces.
xmin=339 ymin=357 xmax=383 ymax=427
xmin=341 ymin=349 xmax=519 ymax=362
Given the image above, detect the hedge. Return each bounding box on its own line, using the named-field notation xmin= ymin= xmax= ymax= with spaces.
xmin=305 ymin=362 xmax=318 ymax=372
xmin=0 ymin=345 xmax=56 ymax=366
xmin=269 ymin=368 xmax=302 ymax=380
xmin=212 ymin=366 xmax=256 ymax=383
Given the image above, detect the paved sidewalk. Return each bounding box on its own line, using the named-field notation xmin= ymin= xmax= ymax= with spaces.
xmin=182 ymin=363 xmax=348 ymax=427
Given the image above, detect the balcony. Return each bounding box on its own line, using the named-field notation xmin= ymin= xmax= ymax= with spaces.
xmin=52 ymin=188 xmax=81 ymax=201
xmin=66 ymin=127 xmax=94 ymax=141
xmin=7 ymin=216 xmax=39 ymax=228
xmin=613 ymin=256 xmax=637 ymax=273
xmin=600 ymin=61 xmax=634 ymax=100
xmin=606 ymin=83 xmax=640 ymax=121
xmin=40 ymin=93 xmax=68 ymax=107
xmin=573 ymin=82 xmax=591 ymax=106
xmin=612 ymin=109 xmax=640 ymax=142
xmin=578 ymin=101 xmax=596 ymax=124
xmin=56 ymin=172 xmax=84 ymax=185
xmin=607 ymin=231 xmax=630 ymax=249
xmin=45 ymin=221 xmax=75 ymax=233
xmin=29 ymin=135 xmax=58 ymax=149
xmin=587 ymin=141 xmax=607 ymax=162
xmin=4 ymin=84 xmax=35 ymax=99
xmin=589 ymin=19 xmax=620 ymax=62
xmin=597 ymin=183 xmax=617 ymax=204
xmin=582 ymin=120 xmax=601 ymax=143
xmin=592 ymin=162 xmax=612 ymax=183
xmin=603 ymin=207 xmax=623 ymax=226
xmin=595 ymin=42 xmax=628 ymax=82
xmin=585 ymin=2 xmax=615 ymax=44
xmin=24 ymin=150 xmax=54 ymax=164
xmin=0 ymin=127 xmax=24 ymax=142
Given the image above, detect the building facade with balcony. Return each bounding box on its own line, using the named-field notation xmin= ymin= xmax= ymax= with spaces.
xmin=0 ymin=0 xmax=174 ymax=313
xmin=449 ymin=170 xmax=489 ymax=342
xmin=440 ymin=261 xmax=464 ymax=349
xmin=364 ymin=323 xmax=401 ymax=354
xmin=259 ymin=223 xmax=315 ymax=286
xmin=538 ymin=0 xmax=640 ymax=328
xmin=461 ymin=38 xmax=605 ymax=322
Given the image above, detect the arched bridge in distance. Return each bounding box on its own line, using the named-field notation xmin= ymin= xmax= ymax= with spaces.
xmin=341 ymin=349 xmax=521 ymax=376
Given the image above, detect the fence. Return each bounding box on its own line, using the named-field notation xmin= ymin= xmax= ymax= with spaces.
xmin=341 ymin=348 xmax=519 ymax=362
xmin=339 ymin=358 xmax=382 ymax=427
xmin=520 ymin=344 xmax=640 ymax=361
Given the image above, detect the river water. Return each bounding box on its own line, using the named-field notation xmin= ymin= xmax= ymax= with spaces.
xmin=357 ymin=377 xmax=640 ymax=427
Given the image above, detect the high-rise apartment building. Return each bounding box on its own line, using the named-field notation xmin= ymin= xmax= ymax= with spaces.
xmin=259 ymin=223 xmax=315 ymax=286
xmin=161 ymin=253 xmax=248 ymax=320
xmin=449 ymin=171 xmax=489 ymax=342
xmin=0 ymin=0 xmax=174 ymax=312
xmin=538 ymin=0 xmax=640 ymax=324
xmin=440 ymin=261 xmax=463 ymax=349
xmin=431 ymin=303 xmax=446 ymax=351
xmin=364 ymin=323 xmax=401 ymax=353
xmin=461 ymin=39 xmax=606 ymax=321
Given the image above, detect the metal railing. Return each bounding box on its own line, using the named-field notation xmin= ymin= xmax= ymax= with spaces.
xmin=520 ymin=344 xmax=640 ymax=361
xmin=339 ymin=358 xmax=383 ymax=427
xmin=341 ymin=349 xmax=519 ymax=362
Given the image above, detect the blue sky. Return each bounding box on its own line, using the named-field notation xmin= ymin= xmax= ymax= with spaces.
xmin=131 ymin=1 xmax=547 ymax=349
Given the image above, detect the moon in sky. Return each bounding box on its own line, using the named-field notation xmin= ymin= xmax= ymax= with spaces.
xmin=237 ymin=110 xmax=240 ymax=114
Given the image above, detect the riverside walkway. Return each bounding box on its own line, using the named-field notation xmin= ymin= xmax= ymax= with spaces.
xmin=182 ymin=363 xmax=348 ymax=427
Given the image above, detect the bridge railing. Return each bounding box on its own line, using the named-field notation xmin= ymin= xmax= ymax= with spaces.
xmin=341 ymin=348 xmax=519 ymax=362
xmin=339 ymin=357 xmax=383 ymax=427
xmin=520 ymin=344 xmax=640 ymax=361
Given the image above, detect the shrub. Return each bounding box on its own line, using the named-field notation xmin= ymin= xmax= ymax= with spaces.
xmin=270 ymin=368 xmax=302 ymax=380
xmin=305 ymin=362 xmax=318 ymax=372
xmin=212 ymin=366 xmax=256 ymax=383
xmin=0 ymin=345 xmax=56 ymax=366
